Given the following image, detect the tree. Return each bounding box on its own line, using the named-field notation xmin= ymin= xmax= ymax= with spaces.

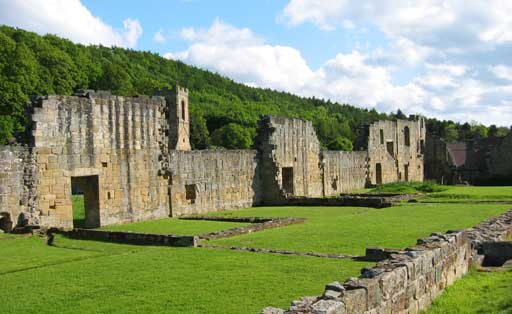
xmin=395 ymin=109 xmax=407 ymax=119
xmin=96 ymin=63 xmax=133 ymax=95
xmin=488 ymin=125 xmax=498 ymax=137
xmin=327 ymin=136 xmax=353 ymax=151
xmin=210 ymin=123 xmax=253 ymax=149
xmin=189 ymin=110 xmax=210 ymax=150
xmin=442 ymin=124 xmax=458 ymax=143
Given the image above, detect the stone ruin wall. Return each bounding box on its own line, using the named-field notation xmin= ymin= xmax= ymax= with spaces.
xmin=367 ymin=118 xmax=425 ymax=185
xmin=256 ymin=116 xmax=323 ymax=204
xmin=0 ymin=88 xmax=429 ymax=229
xmin=487 ymin=132 xmax=512 ymax=178
xmin=168 ymin=150 xmax=261 ymax=216
xmin=31 ymin=92 xmax=169 ymax=228
xmin=0 ymin=146 xmax=37 ymax=229
xmin=322 ymin=151 xmax=368 ymax=195
xmin=424 ymin=132 xmax=512 ymax=184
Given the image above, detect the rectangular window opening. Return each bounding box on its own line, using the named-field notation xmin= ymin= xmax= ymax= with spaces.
xmin=185 ymin=184 xmax=197 ymax=204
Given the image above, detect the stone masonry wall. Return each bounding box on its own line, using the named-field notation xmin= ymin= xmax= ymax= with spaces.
xmin=0 ymin=145 xmax=36 ymax=228
xmin=265 ymin=209 xmax=512 ymax=314
xmin=367 ymin=118 xmax=425 ymax=185
xmin=322 ymin=151 xmax=368 ymax=195
xmin=31 ymin=92 xmax=169 ymax=228
xmin=168 ymin=150 xmax=261 ymax=216
xmin=488 ymin=132 xmax=512 ymax=178
xmin=256 ymin=116 xmax=323 ymax=204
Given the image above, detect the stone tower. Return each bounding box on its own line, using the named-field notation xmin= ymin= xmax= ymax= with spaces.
xmin=157 ymin=85 xmax=191 ymax=151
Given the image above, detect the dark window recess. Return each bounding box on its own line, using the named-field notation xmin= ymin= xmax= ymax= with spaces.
xmin=282 ymin=167 xmax=294 ymax=194
xmin=386 ymin=141 xmax=394 ymax=156
xmin=404 ymin=127 xmax=410 ymax=146
xmin=181 ymin=100 xmax=186 ymax=120
xmin=379 ymin=129 xmax=384 ymax=145
xmin=185 ymin=184 xmax=197 ymax=204
xmin=331 ymin=177 xmax=338 ymax=191
xmin=375 ymin=163 xmax=383 ymax=185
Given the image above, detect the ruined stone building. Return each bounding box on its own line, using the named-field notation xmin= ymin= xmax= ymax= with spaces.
xmin=355 ymin=117 xmax=426 ymax=185
xmin=0 ymin=87 xmax=426 ymax=231
xmin=425 ymin=133 xmax=512 ymax=185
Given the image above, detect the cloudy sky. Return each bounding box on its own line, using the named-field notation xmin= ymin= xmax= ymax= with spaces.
xmin=1 ymin=0 xmax=511 ymax=126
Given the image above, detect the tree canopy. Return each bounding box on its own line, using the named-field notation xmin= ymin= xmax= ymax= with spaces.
xmin=0 ymin=26 xmax=507 ymax=148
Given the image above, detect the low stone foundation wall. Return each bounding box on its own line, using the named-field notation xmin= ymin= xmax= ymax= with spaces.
xmin=262 ymin=209 xmax=512 ymax=314
xmin=180 ymin=216 xmax=305 ymax=240
xmin=57 ymin=229 xmax=198 ymax=247
xmin=284 ymin=193 xmax=417 ymax=208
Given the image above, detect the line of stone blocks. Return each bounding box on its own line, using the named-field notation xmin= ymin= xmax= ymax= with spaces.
xmin=59 ymin=228 xmax=198 ymax=247
xmin=262 ymin=209 xmax=512 ymax=314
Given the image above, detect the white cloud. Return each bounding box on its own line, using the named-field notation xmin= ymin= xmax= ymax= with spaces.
xmin=491 ymin=65 xmax=512 ymax=81
xmin=168 ymin=18 xmax=512 ymax=126
xmin=167 ymin=19 xmax=314 ymax=92
xmin=154 ymin=30 xmax=166 ymax=43
xmin=0 ymin=0 xmax=142 ymax=48
xmin=281 ymin=0 xmax=512 ymax=51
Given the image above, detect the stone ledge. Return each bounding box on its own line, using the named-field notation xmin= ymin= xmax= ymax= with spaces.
xmin=188 ymin=217 xmax=306 ymax=240
xmin=53 ymin=228 xmax=198 ymax=247
xmin=282 ymin=193 xmax=418 ymax=208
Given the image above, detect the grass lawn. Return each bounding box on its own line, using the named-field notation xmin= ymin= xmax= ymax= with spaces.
xmin=425 ymin=269 xmax=512 ymax=314
xmin=1 ymin=185 xmax=511 ymax=314
xmin=0 ymin=235 xmax=369 ymax=314
xmin=425 ymin=186 xmax=512 ymax=202
xmin=208 ymin=203 xmax=511 ymax=255
xmin=72 ymin=194 xmax=86 ymax=228
xmin=101 ymin=218 xmax=250 ymax=235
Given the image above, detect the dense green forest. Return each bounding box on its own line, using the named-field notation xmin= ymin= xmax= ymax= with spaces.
xmin=0 ymin=26 xmax=508 ymax=148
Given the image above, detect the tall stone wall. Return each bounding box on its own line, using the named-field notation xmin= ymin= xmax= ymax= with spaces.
xmin=0 ymin=146 xmax=36 ymax=229
xmin=366 ymin=118 xmax=425 ymax=185
xmin=322 ymin=151 xmax=368 ymax=195
xmin=488 ymin=133 xmax=512 ymax=178
xmin=168 ymin=150 xmax=261 ymax=216
xmin=31 ymin=92 xmax=169 ymax=228
xmin=256 ymin=116 xmax=323 ymax=204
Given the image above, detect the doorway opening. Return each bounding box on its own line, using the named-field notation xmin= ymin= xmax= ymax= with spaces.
xmin=375 ymin=163 xmax=383 ymax=185
xmin=404 ymin=164 xmax=409 ymax=182
xmin=282 ymin=167 xmax=294 ymax=194
xmin=0 ymin=212 xmax=13 ymax=233
xmin=71 ymin=175 xmax=100 ymax=228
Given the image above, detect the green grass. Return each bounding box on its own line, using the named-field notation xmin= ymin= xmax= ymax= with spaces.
xmin=208 ymin=203 xmax=511 ymax=255
xmin=72 ymin=194 xmax=86 ymax=228
xmin=427 ymin=186 xmax=512 ymax=200
xmin=101 ymin=218 xmax=250 ymax=235
xmin=368 ymin=181 xmax=448 ymax=194
xmin=0 ymin=235 xmax=369 ymax=314
xmin=425 ymin=269 xmax=512 ymax=314
xmin=1 ymin=185 xmax=511 ymax=313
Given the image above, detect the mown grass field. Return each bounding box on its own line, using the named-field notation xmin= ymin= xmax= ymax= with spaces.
xmin=425 ymin=269 xmax=512 ymax=314
xmin=208 ymin=203 xmax=511 ymax=255
xmin=1 ymin=185 xmax=511 ymax=314
xmin=0 ymin=235 xmax=369 ymax=314
xmin=101 ymin=218 xmax=250 ymax=235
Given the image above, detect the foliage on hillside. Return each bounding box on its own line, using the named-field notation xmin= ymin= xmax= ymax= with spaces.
xmin=0 ymin=26 xmax=507 ymax=148
xmin=0 ymin=26 xmax=389 ymax=149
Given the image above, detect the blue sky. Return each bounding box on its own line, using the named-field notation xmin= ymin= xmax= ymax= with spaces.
xmin=1 ymin=0 xmax=512 ymax=126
